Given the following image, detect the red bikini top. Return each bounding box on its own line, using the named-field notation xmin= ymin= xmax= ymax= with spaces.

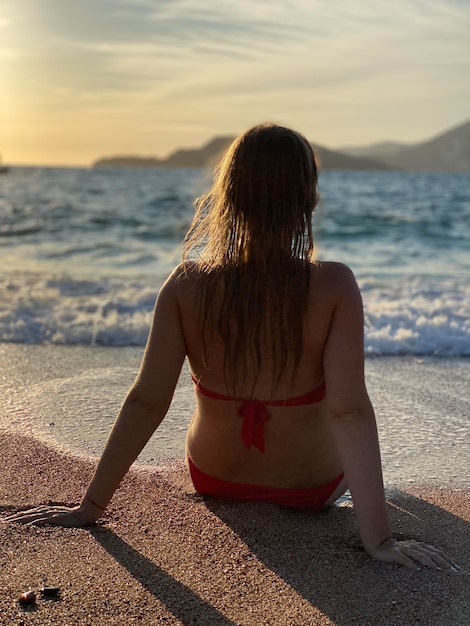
xmin=191 ymin=375 xmax=326 ymax=453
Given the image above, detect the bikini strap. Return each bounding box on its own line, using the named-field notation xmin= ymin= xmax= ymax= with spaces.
xmin=265 ymin=382 xmax=326 ymax=407
xmin=191 ymin=375 xmax=326 ymax=406
xmin=191 ymin=375 xmax=234 ymax=401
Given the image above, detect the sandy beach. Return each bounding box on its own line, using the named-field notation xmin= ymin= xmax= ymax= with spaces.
xmin=0 ymin=345 xmax=469 ymax=625
xmin=0 ymin=432 xmax=469 ymax=626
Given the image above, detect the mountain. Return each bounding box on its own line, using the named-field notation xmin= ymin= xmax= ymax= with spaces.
xmin=94 ymin=155 xmax=163 ymax=168
xmin=93 ymin=119 xmax=470 ymax=172
xmin=311 ymin=144 xmax=390 ymax=170
xmin=341 ymin=120 xmax=470 ymax=172
xmin=378 ymin=120 xmax=470 ymax=172
xmin=339 ymin=141 xmax=409 ymax=159
xmin=93 ymin=138 xmax=390 ymax=171
xmin=163 ymin=136 xmax=234 ymax=167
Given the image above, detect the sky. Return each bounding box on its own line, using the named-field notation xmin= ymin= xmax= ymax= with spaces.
xmin=1 ymin=0 xmax=469 ymax=166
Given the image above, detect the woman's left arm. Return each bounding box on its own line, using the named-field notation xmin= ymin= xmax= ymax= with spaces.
xmin=3 ymin=269 xmax=187 ymax=527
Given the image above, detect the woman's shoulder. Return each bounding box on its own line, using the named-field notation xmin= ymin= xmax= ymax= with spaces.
xmin=161 ymin=263 xmax=204 ymax=301
xmin=312 ymin=260 xmax=358 ymax=290
xmin=308 ymin=262 xmax=361 ymax=314
xmin=166 ymin=260 xmax=359 ymax=297
xmin=164 ymin=262 xmax=198 ymax=283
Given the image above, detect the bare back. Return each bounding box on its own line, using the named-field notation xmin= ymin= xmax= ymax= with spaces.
xmin=174 ymin=261 xmax=358 ymax=489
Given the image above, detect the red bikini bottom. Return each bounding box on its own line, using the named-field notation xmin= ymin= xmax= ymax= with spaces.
xmin=188 ymin=455 xmax=345 ymax=512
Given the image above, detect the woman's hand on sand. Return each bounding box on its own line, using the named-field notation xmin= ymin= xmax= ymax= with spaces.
xmin=1 ymin=505 xmax=98 ymax=528
xmin=369 ymin=538 xmax=459 ymax=571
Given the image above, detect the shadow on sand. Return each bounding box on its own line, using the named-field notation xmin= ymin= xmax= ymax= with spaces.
xmin=92 ymin=487 xmax=469 ymax=625
xmin=203 ymin=488 xmax=469 ymax=625
xmin=90 ymin=525 xmax=237 ymax=626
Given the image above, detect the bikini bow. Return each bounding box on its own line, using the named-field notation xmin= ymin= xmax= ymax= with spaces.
xmin=238 ymin=400 xmax=270 ymax=452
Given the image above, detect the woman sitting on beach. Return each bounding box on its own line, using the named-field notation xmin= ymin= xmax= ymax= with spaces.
xmin=6 ymin=124 xmax=455 ymax=571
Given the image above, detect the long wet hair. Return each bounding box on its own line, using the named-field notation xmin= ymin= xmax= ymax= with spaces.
xmin=183 ymin=123 xmax=319 ymax=396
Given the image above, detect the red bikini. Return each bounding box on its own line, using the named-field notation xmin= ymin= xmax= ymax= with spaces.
xmin=187 ymin=455 xmax=344 ymax=512
xmin=190 ymin=375 xmax=344 ymax=511
xmin=191 ymin=375 xmax=326 ymax=453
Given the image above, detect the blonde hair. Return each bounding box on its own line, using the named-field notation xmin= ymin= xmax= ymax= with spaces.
xmin=183 ymin=123 xmax=319 ymax=395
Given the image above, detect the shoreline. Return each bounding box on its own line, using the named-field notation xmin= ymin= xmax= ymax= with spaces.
xmin=1 ymin=431 xmax=469 ymax=625
xmin=0 ymin=343 xmax=468 ymax=488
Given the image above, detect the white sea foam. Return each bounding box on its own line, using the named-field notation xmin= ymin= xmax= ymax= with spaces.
xmin=0 ymin=272 xmax=468 ymax=356
xmin=0 ymin=274 xmax=158 ymax=346
xmin=360 ymin=277 xmax=470 ymax=356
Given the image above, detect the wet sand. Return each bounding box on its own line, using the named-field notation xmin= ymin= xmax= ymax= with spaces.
xmin=0 ymin=344 xmax=468 ymax=487
xmin=1 ymin=431 xmax=469 ymax=626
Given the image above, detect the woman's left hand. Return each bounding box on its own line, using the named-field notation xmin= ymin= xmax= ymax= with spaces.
xmin=368 ymin=537 xmax=458 ymax=571
xmin=1 ymin=505 xmax=97 ymax=527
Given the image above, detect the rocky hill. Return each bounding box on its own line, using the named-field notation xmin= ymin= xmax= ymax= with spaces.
xmin=93 ymin=119 xmax=470 ymax=172
xmin=312 ymin=144 xmax=389 ymax=170
xmin=93 ymin=138 xmax=389 ymax=171
xmin=341 ymin=119 xmax=470 ymax=172
xmin=339 ymin=141 xmax=409 ymax=159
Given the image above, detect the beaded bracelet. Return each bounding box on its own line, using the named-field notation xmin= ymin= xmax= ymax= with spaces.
xmin=85 ymin=494 xmax=106 ymax=511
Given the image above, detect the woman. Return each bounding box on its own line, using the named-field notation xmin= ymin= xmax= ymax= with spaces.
xmin=4 ymin=124 xmax=455 ymax=571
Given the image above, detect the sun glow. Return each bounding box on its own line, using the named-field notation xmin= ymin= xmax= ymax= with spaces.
xmin=1 ymin=0 xmax=469 ymax=165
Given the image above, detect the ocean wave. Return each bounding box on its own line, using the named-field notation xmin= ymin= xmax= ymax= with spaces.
xmin=0 ymin=275 xmax=157 ymax=346
xmin=360 ymin=278 xmax=469 ymax=356
xmin=0 ymin=273 xmax=468 ymax=356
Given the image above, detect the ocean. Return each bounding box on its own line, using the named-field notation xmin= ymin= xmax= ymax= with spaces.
xmin=0 ymin=166 xmax=469 ymax=485
xmin=1 ymin=166 xmax=468 ymax=354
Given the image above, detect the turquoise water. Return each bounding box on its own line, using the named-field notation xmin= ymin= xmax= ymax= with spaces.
xmin=1 ymin=166 xmax=469 ymax=354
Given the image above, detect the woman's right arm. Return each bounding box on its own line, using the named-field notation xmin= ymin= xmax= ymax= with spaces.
xmin=3 ymin=268 xmax=187 ymax=527
xmin=322 ymin=263 xmax=456 ymax=570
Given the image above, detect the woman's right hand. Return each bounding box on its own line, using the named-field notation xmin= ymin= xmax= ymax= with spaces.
xmin=368 ymin=537 xmax=459 ymax=571
xmin=2 ymin=504 xmax=100 ymax=527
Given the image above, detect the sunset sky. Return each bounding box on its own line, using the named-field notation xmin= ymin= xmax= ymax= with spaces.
xmin=1 ymin=0 xmax=469 ymax=166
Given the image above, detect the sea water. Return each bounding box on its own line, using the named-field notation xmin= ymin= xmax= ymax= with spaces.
xmin=1 ymin=167 xmax=468 ymax=354
xmin=0 ymin=167 xmax=469 ymax=484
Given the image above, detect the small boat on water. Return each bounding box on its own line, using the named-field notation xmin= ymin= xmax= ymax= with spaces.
xmin=0 ymin=154 xmax=9 ymax=173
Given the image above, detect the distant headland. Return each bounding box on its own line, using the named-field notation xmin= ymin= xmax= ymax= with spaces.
xmin=93 ymin=119 xmax=470 ymax=173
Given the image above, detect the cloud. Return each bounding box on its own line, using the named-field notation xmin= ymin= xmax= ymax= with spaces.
xmin=2 ymin=0 xmax=469 ymax=163
xmin=4 ymin=1 xmax=468 ymax=85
